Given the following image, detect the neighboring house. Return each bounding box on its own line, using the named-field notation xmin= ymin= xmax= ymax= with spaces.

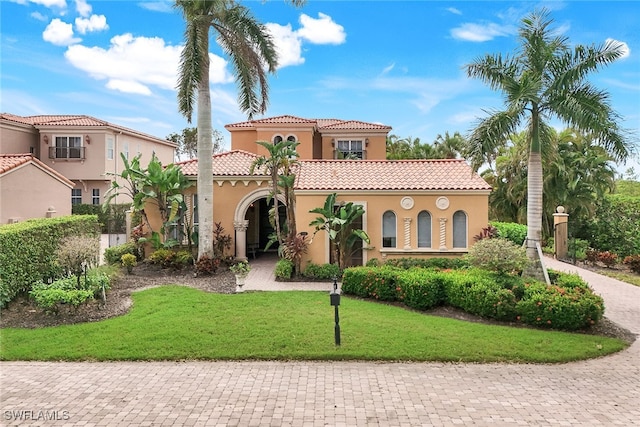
xmin=0 ymin=113 xmax=176 ymax=218
xmin=148 ymin=115 xmax=492 ymax=267
xmin=0 ymin=154 xmax=74 ymax=224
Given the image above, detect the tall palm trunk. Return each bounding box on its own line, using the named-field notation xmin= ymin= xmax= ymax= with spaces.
xmin=524 ymin=112 xmax=545 ymax=280
xmin=197 ymin=26 xmax=213 ymax=258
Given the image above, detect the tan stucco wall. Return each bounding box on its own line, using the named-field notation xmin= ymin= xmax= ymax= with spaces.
xmin=0 ymin=164 xmax=72 ymax=224
xmin=229 ymin=127 xmax=317 ymax=159
xmin=320 ymin=133 xmax=387 ymax=160
xmin=295 ymin=191 xmax=489 ymax=266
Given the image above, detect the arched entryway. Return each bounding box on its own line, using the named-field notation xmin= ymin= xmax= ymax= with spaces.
xmin=233 ymin=188 xmax=286 ymax=260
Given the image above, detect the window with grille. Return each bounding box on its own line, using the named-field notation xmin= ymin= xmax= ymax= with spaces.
xmin=336 ymin=140 xmax=364 ymax=159
xmin=51 ymin=136 xmax=83 ymax=159
xmin=71 ymin=188 xmax=82 ymax=205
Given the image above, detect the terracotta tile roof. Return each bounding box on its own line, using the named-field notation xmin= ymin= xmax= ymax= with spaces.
xmin=0 ymin=113 xmax=175 ymax=145
xmin=177 ymin=151 xmax=490 ymax=191
xmin=177 ymin=150 xmax=267 ymax=177
xmin=224 ymin=115 xmax=391 ymax=131
xmin=0 ymin=154 xmax=74 ymax=187
xmin=319 ymin=120 xmax=391 ymax=131
xmin=296 ymin=159 xmax=491 ymax=191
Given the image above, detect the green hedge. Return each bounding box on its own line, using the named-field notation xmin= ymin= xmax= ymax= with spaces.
xmin=72 ymin=203 xmax=132 ymax=233
xmin=302 ymin=263 xmax=341 ymax=281
xmin=491 ymin=221 xmax=528 ymax=246
xmin=341 ymin=265 xmax=603 ymax=331
xmin=104 ymin=242 xmax=139 ymax=265
xmin=586 ymin=195 xmax=640 ymax=257
xmin=0 ymin=215 xmax=100 ymax=307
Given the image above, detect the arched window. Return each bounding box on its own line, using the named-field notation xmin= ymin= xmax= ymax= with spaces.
xmin=286 ymin=135 xmax=297 ymax=142
xmin=417 ymin=210 xmax=432 ymax=248
xmin=453 ymin=210 xmax=467 ymax=248
xmin=273 ymin=135 xmax=283 ymax=144
xmin=382 ymin=210 xmax=396 ymax=248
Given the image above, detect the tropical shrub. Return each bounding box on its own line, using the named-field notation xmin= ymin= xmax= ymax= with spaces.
xmin=491 ymin=221 xmax=527 ymax=246
xmin=0 ymin=215 xmax=99 ymax=308
xmin=341 ymin=266 xmax=399 ymax=301
xmin=148 ymin=249 xmax=192 ymax=269
xmin=274 ymin=258 xmax=294 ymax=280
xmin=623 ymin=255 xmax=640 ymax=274
xmin=567 ymin=238 xmax=589 ymax=261
xmin=396 ymin=269 xmax=446 ymax=310
xmin=121 ymin=254 xmax=137 ymax=273
xmin=586 ymin=195 xmax=640 ymax=257
xmin=465 ymin=238 xmax=529 ymax=275
xmin=474 ymin=224 xmax=499 ymax=241
xmin=516 ymin=281 xmax=604 ymax=330
xmin=104 ymin=242 xmax=139 ymax=265
xmin=194 ymin=254 xmax=220 ymax=276
xmin=302 ymin=263 xmax=341 ymax=281
xmin=596 ymin=251 xmax=618 ymax=268
xmin=29 ymin=271 xmax=111 ymax=313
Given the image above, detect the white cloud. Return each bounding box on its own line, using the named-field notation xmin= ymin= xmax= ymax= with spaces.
xmin=75 ymin=14 xmax=108 ymax=34
xmin=606 ymin=38 xmax=631 ymax=59
xmin=64 ymin=33 xmax=233 ymax=95
xmin=42 ymin=18 xmax=81 ymax=46
xmin=381 ymin=63 xmax=395 ymax=75
xmin=450 ymin=22 xmax=512 ymax=42
xmin=446 ymin=7 xmax=462 ymax=15
xmin=30 ymin=0 xmax=66 ymax=7
xmin=266 ymin=22 xmax=304 ymax=68
xmin=30 ymin=11 xmax=48 ymax=21
xmin=138 ymin=1 xmax=173 ymax=13
xmin=75 ymin=0 xmax=91 ymax=17
xmin=297 ymin=12 xmax=346 ymax=45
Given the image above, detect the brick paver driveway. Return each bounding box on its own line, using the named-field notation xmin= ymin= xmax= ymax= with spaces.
xmin=1 ymin=258 xmax=639 ymax=426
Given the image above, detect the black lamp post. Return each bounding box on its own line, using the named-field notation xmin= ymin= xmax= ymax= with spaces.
xmin=330 ymin=276 xmax=341 ymax=346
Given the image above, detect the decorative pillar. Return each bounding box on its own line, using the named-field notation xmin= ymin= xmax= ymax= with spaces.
xmin=438 ymin=218 xmax=447 ymax=251
xmin=553 ymin=206 xmax=569 ymax=260
xmin=234 ymin=220 xmax=249 ymax=261
xmin=45 ymin=206 xmax=56 ymax=218
xmin=403 ymin=217 xmax=412 ymax=249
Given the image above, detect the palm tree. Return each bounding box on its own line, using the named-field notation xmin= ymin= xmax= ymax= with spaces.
xmin=175 ymin=0 xmax=302 ymax=259
xmin=465 ymin=9 xmax=630 ymax=278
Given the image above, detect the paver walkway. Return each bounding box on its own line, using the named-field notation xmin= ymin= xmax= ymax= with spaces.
xmin=1 ymin=257 xmax=639 ymax=426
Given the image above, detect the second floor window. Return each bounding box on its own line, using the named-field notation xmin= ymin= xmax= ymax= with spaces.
xmin=52 ymin=136 xmax=83 ymax=159
xmin=106 ymin=138 xmax=114 ymax=160
xmin=92 ymin=189 xmax=100 ymax=205
xmin=336 ymin=140 xmax=364 ymax=159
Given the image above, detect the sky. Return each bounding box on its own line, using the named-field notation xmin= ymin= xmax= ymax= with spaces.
xmin=1 ymin=0 xmax=639 ymax=171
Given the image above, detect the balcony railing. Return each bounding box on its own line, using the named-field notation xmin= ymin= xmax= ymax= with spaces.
xmin=49 ymin=147 xmax=86 ymax=160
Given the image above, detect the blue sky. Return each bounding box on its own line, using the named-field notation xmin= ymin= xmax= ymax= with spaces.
xmin=1 ymin=0 xmax=639 ymax=170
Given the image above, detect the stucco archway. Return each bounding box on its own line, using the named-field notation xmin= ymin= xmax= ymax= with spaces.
xmin=233 ymin=188 xmax=286 ymax=260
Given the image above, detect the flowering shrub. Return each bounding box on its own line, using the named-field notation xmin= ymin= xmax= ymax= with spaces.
xmin=341 ymin=260 xmax=604 ymax=331
xmin=516 ymin=281 xmax=604 ymax=330
xmin=623 ymin=255 xmax=640 ymax=274
xmin=596 ymin=251 xmax=618 ymax=268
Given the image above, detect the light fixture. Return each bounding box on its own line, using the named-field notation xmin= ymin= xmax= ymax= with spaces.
xmin=43 ymin=135 xmax=49 ymax=144
xmin=85 ymin=135 xmax=91 ymax=144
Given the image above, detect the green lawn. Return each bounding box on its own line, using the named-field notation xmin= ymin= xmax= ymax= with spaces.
xmin=0 ymin=286 xmax=627 ymax=362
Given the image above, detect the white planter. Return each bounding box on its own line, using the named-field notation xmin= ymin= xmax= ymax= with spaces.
xmin=235 ymin=274 xmax=248 ymax=293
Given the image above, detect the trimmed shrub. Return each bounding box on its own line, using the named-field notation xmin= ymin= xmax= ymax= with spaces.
xmin=491 ymin=221 xmax=527 ymax=246
xmin=148 ymin=249 xmax=192 ymax=269
xmin=274 ymin=258 xmax=294 ymax=280
xmin=0 ymin=215 xmax=99 ymax=308
xmin=72 ymin=203 xmax=132 ymax=233
xmin=104 ymin=242 xmax=139 ymax=265
xmin=623 ymin=255 xmax=640 ymax=274
xmin=384 ymin=257 xmax=468 ymax=270
xmin=396 ymin=269 xmax=447 ymax=310
xmin=516 ymin=281 xmax=604 ymax=330
xmin=465 ymin=238 xmax=529 ymax=275
xmin=342 ymin=266 xmax=399 ymax=301
xmin=302 ymin=263 xmax=341 ymax=281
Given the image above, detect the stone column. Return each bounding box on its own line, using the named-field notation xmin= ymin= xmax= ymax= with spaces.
xmin=45 ymin=206 xmax=56 ymax=218
xmin=553 ymin=206 xmax=569 ymax=260
xmin=234 ymin=220 xmax=249 ymax=261
xmin=438 ymin=218 xmax=447 ymax=251
xmin=403 ymin=217 xmax=412 ymax=249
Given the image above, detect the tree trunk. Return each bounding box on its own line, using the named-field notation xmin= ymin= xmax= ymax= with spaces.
xmin=524 ymin=150 xmax=546 ymax=281
xmin=197 ymin=28 xmax=214 ymax=259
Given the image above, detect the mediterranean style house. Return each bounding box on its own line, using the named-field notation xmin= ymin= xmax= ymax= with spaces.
xmin=0 ymin=113 xmax=176 ymax=223
xmin=149 ymin=115 xmax=492 ymax=267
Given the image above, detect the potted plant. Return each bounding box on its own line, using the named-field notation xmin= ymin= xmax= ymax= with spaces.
xmin=229 ymin=261 xmax=251 ymax=292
